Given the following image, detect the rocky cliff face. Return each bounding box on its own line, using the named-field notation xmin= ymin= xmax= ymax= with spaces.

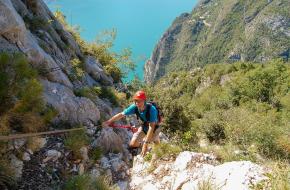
xmin=0 ymin=0 xmax=115 ymax=125
xmin=144 ymin=0 xmax=290 ymax=83
xmin=0 ymin=1 xmax=129 ymax=189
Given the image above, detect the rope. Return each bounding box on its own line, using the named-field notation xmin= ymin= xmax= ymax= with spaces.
xmin=109 ymin=123 xmax=138 ymax=133
xmin=0 ymin=123 xmax=138 ymax=141
xmin=0 ymin=128 xmax=83 ymax=141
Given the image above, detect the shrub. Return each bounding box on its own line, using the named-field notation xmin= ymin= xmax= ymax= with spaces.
xmin=70 ymin=58 xmax=85 ymax=81
xmin=64 ymin=175 xmax=114 ymax=190
xmin=149 ymin=60 xmax=290 ymax=162
xmin=74 ymin=86 xmax=119 ymax=106
xmin=0 ymin=53 xmax=38 ymax=113
xmin=216 ymin=107 xmax=290 ymax=160
xmin=104 ymin=64 xmax=122 ymax=82
xmin=190 ymin=86 xmax=231 ymax=118
xmin=252 ymin=161 xmax=290 ymax=190
xmin=157 ymin=98 xmax=191 ymax=134
xmin=181 ymin=126 xmax=199 ymax=148
xmin=203 ymin=63 xmax=237 ymax=84
xmin=0 ymin=114 xmax=10 ymax=136
xmin=74 ymin=87 xmax=95 ymax=99
xmin=200 ymin=111 xmax=226 ymax=143
xmin=197 ymin=178 xmax=217 ymax=190
xmin=89 ymin=147 xmax=103 ymax=161
xmin=115 ymin=92 xmax=127 ymax=106
xmin=98 ymin=87 xmax=119 ymax=106
xmin=0 ymin=159 xmax=16 ymax=190
xmin=152 ymin=142 xmax=182 ymax=160
xmin=23 ymin=15 xmax=49 ymax=31
xmin=41 ymin=106 xmax=58 ymax=125
xmin=229 ymin=62 xmax=286 ymax=105
xmin=0 ymin=53 xmax=54 ymax=135
xmin=12 ymin=79 xmax=44 ymax=113
xmin=64 ymin=129 xmax=89 ymax=159
xmin=54 ymin=11 xmax=135 ymax=82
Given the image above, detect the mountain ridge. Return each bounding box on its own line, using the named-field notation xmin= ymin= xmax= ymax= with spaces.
xmin=144 ymin=0 xmax=290 ymax=83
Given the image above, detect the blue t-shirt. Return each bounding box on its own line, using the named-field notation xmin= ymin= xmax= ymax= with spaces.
xmin=122 ymin=103 xmax=158 ymax=123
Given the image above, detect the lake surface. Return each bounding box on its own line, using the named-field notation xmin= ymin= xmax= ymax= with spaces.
xmin=45 ymin=0 xmax=198 ymax=82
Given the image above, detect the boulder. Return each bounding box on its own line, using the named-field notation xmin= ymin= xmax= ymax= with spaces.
xmin=79 ymin=147 xmax=89 ymax=161
xmin=117 ymin=181 xmax=128 ymax=190
xmin=10 ymin=154 xmax=24 ymax=179
xmin=92 ymin=128 xmax=123 ymax=154
xmin=43 ymin=149 xmax=62 ymax=162
xmin=130 ymin=152 xmax=268 ymax=190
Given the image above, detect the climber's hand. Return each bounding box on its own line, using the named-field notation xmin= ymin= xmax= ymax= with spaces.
xmin=102 ymin=120 xmax=112 ymax=127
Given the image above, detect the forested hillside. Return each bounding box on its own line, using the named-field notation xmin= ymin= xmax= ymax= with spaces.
xmin=144 ymin=0 xmax=290 ymax=83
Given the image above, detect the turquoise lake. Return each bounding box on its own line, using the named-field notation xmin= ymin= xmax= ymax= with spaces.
xmin=45 ymin=0 xmax=198 ymax=82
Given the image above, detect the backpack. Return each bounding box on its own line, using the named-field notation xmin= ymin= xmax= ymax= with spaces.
xmin=134 ymin=101 xmax=163 ymax=125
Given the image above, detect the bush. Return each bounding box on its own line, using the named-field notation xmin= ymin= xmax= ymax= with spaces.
xmin=69 ymin=58 xmax=85 ymax=81
xmin=0 ymin=159 xmax=16 ymax=190
xmin=98 ymin=87 xmax=119 ymax=106
xmin=152 ymin=142 xmax=182 ymax=160
xmin=153 ymin=96 xmax=191 ymax=134
xmin=64 ymin=175 xmax=114 ymax=190
xmin=54 ymin=11 xmax=135 ymax=82
xmin=23 ymin=15 xmax=49 ymax=31
xmin=211 ymin=107 xmax=290 ymax=160
xmin=104 ymin=64 xmax=122 ymax=82
xmin=229 ymin=62 xmax=286 ymax=105
xmin=252 ymin=161 xmax=290 ymax=190
xmin=197 ymin=178 xmax=217 ymax=190
xmin=149 ymin=60 xmax=290 ymax=162
xmin=203 ymin=63 xmax=237 ymax=84
xmin=0 ymin=53 xmax=52 ymax=134
xmin=41 ymin=106 xmax=58 ymax=125
xmin=89 ymin=147 xmax=103 ymax=161
xmin=74 ymin=87 xmax=96 ymax=99
xmin=10 ymin=112 xmax=45 ymax=133
xmin=74 ymin=86 xmax=120 ymax=106
xmin=64 ymin=129 xmax=89 ymax=159
xmin=200 ymin=111 xmax=226 ymax=143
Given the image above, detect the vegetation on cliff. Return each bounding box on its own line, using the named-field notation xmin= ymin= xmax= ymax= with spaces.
xmin=143 ymin=59 xmax=290 ymax=188
xmin=0 ymin=53 xmax=56 ymax=187
xmin=54 ymin=10 xmax=135 ymax=82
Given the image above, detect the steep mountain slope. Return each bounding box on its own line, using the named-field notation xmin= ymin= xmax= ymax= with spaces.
xmin=0 ymin=0 xmax=116 ymax=125
xmin=144 ymin=0 xmax=290 ymax=83
xmin=0 ymin=0 xmax=131 ymax=189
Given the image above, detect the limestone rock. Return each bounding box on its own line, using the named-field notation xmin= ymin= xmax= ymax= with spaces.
xmin=11 ymin=138 xmax=27 ymax=150
xmin=0 ymin=0 xmax=72 ymax=87
xmin=117 ymin=181 xmax=128 ymax=190
xmin=130 ymin=152 xmax=268 ymax=190
xmin=78 ymin=163 xmax=85 ymax=175
xmin=22 ymin=152 xmax=31 ymax=161
xmin=43 ymin=149 xmax=62 ymax=162
xmin=41 ymin=79 xmax=100 ymax=125
xmin=84 ymin=56 xmax=114 ymax=86
xmin=10 ymin=154 xmax=24 ymax=179
xmin=80 ymin=147 xmax=89 ymax=161
xmin=92 ymin=128 xmax=124 ymax=154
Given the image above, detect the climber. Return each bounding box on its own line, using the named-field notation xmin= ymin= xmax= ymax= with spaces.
xmin=102 ymin=90 xmax=161 ymax=157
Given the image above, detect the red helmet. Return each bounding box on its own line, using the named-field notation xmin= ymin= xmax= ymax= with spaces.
xmin=133 ymin=90 xmax=146 ymax=101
